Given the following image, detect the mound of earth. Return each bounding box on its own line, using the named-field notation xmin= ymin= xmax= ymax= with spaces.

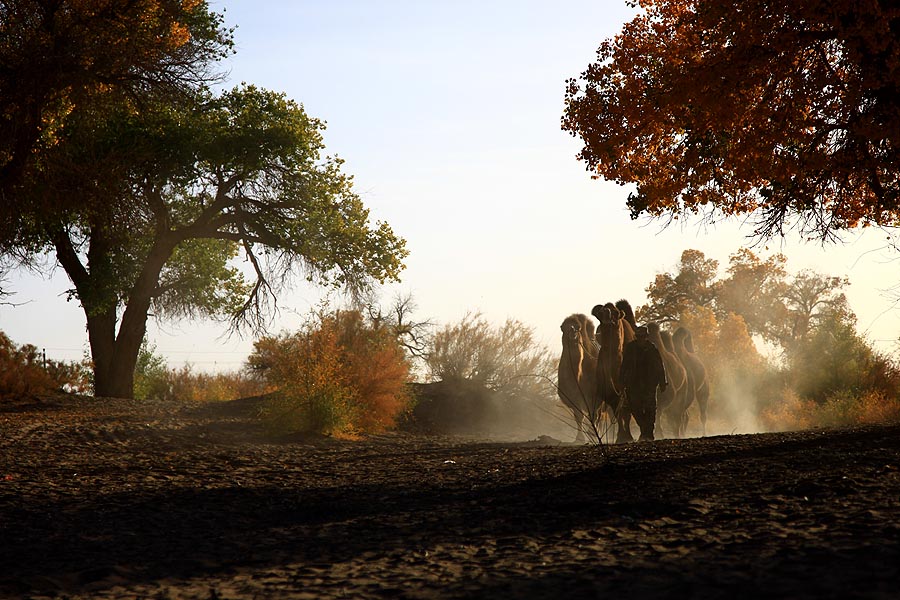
xmin=0 ymin=395 xmax=898 ymax=598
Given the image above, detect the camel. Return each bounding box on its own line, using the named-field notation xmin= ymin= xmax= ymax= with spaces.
xmin=557 ymin=313 xmax=599 ymax=442
xmin=591 ymin=302 xmax=636 ymax=443
xmin=662 ymin=329 xmax=695 ymax=436
xmin=615 ymin=299 xmax=638 ymax=330
xmin=673 ymin=327 xmax=710 ymax=435
xmin=646 ymin=322 xmax=689 ymax=438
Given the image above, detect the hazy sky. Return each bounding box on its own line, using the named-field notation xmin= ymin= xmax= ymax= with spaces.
xmin=3 ymin=1 xmax=900 ymax=371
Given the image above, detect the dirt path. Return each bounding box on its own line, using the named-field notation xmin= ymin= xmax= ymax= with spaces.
xmin=1 ymin=396 xmax=898 ymax=598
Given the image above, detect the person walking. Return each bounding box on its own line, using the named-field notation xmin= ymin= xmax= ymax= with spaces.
xmin=620 ymin=326 xmax=668 ymax=440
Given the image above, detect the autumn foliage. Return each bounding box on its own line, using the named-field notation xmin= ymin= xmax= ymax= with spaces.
xmin=0 ymin=0 xmax=231 ymax=211
xmin=563 ymin=1 xmax=900 ymax=239
xmin=0 ymin=332 xmax=90 ymax=398
xmin=248 ymin=310 xmax=412 ymax=436
xmin=639 ymin=247 xmax=900 ymax=434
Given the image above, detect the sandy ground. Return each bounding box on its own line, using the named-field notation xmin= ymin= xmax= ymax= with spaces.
xmin=1 ymin=395 xmax=898 ymax=599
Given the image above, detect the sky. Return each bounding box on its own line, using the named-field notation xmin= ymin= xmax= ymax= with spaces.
xmin=3 ymin=1 xmax=900 ymax=371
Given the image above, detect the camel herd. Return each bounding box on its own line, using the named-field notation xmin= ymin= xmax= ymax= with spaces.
xmin=557 ymin=300 xmax=709 ymax=443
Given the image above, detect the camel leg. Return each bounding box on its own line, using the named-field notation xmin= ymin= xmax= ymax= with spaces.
xmin=573 ymin=410 xmax=585 ymax=443
xmin=697 ymin=383 xmax=709 ymax=436
xmin=615 ymin=399 xmax=634 ymax=443
xmin=675 ymin=386 xmax=690 ymax=437
xmin=600 ymin=406 xmax=614 ymax=444
xmin=654 ymin=404 xmax=668 ymax=439
xmin=669 ymin=404 xmax=682 ymax=438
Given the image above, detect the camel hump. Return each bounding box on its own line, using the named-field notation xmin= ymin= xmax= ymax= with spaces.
xmin=674 ymin=326 xmax=695 ymax=352
xmin=615 ymin=299 xmax=637 ymax=329
xmin=660 ymin=330 xmax=676 ymax=353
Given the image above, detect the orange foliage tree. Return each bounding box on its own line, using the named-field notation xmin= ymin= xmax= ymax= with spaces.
xmin=563 ymin=1 xmax=900 ymax=240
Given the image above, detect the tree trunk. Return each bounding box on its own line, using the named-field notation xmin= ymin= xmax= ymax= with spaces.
xmin=94 ymin=331 xmax=143 ymax=399
xmin=88 ymin=308 xmax=146 ymax=399
xmin=86 ymin=309 xmax=117 ymax=397
xmin=55 ymin=224 xmax=177 ymax=400
xmin=90 ymin=247 xmax=170 ymax=399
xmin=100 ymin=296 xmax=154 ymax=399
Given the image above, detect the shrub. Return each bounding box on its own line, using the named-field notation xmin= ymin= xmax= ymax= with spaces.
xmin=760 ymin=387 xmax=900 ymax=431
xmin=249 ymin=309 xmax=412 ymax=436
xmin=856 ymin=391 xmax=900 ymax=424
xmin=424 ymin=312 xmax=556 ymax=399
xmin=133 ymin=341 xmax=171 ymax=401
xmin=166 ymin=366 xmax=266 ymax=403
xmin=133 ymin=340 xmax=266 ymax=402
xmin=0 ymin=331 xmax=91 ymax=398
xmin=759 ymin=388 xmax=819 ymax=432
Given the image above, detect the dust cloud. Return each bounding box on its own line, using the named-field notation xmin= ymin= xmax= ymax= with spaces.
xmin=697 ymin=369 xmax=766 ymax=436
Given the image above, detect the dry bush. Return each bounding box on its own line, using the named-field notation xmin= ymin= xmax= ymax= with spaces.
xmin=133 ymin=341 xmax=265 ymax=403
xmin=759 ymin=389 xmax=819 ymax=432
xmin=249 ymin=309 xmax=412 ymax=436
xmin=856 ymin=391 xmax=900 ymax=424
xmin=425 ymin=313 xmax=556 ymax=398
xmin=760 ymin=388 xmax=900 ymax=431
xmin=0 ymin=331 xmax=91 ymax=397
xmin=166 ymin=367 xmax=266 ymax=403
xmin=254 ymin=325 xmax=358 ymax=436
xmin=334 ymin=311 xmax=412 ymax=432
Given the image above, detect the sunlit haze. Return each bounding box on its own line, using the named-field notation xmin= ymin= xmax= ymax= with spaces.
xmin=3 ymin=0 xmax=900 ymax=372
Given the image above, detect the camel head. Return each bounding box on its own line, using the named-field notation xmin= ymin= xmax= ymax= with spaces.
xmin=646 ymin=322 xmax=665 ymax=348
xmin=591 ymin=302 xmax=622 ymax=326
xmin=560 ymin=315 xmax=582 ymax=344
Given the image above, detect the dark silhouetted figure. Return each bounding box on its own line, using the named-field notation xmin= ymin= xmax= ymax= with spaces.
xmin=620 ymin=326 xmax=667 ymax=440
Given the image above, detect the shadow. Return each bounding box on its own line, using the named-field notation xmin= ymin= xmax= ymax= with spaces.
xmin=463 ymin=538 xmax=900 ymax=600
xmin=1 ymin=422 xmax=898 ymax=596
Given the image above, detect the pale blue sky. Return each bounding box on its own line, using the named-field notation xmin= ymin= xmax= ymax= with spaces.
xmin=3 ymin=1 xmax=900 ymax=370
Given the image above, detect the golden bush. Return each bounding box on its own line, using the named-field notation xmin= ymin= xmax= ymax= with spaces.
xmin=249 ymin=309 xmax=412 ymax=436
xmin=0 ymin=331 xmax=90 ymax=398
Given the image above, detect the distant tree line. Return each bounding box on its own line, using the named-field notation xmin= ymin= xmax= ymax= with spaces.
xmin=637 ymin=248 xmax=900 ymax=429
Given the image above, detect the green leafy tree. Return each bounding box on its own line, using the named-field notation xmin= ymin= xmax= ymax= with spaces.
xmin=789 ymin=312 xmax=881 ymax=403
xmin=780 ymin=270 xmax=851 ymax=348
xmin=4 ymin=85 xmax=407 ymax=398
xmin=640 ymin=248 xmax=851 ymax=355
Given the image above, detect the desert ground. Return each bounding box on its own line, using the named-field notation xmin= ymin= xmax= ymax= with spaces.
xmin=1 ymin=394 xmax=898 ymax=599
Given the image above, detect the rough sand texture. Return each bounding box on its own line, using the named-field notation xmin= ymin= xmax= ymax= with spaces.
xmin=1 ymin=396 xmax=898 ymax=599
